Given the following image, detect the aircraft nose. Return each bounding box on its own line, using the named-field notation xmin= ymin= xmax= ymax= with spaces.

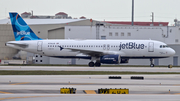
xmin=169 ymin=48 xmax=175 ymax=56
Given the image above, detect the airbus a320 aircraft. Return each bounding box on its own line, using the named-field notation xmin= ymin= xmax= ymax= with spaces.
xmin=6 ymin=12 xmax=175 ymax=67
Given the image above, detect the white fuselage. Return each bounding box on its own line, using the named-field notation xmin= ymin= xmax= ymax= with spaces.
xmin=6 ymin=39 xmax=175 ymax=59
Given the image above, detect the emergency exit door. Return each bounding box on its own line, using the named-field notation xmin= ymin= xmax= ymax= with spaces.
xmin=148 ymin=42 xmax=154 ymax=52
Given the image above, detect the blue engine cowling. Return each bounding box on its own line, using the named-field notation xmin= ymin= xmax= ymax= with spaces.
xmin=100 ymin=55 xmax=120 ymax=64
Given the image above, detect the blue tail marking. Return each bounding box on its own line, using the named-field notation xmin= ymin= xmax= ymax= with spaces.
xmin=9 ymin=12 xmax=42 ymax=41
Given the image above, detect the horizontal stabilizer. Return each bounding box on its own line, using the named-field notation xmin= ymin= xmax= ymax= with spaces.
xmin=6 ymin=42 xmax=28 ymax=48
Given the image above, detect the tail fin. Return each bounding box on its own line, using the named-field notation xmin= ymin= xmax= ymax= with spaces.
xmin=9 ymin=12 xmax=42 ymax=41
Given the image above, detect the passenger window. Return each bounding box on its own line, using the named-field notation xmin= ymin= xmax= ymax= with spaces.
xmin=160 ymin=45 xmax=162 ymax=48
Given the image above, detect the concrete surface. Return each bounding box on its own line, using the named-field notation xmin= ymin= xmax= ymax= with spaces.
xmin=0 ymin=66 xmax=180 ymax=72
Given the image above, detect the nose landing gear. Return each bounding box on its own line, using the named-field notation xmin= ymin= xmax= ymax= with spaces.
xmin=150 ymin=58 xmax=154 ymax=67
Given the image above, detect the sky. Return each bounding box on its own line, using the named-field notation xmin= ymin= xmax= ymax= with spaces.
xmin=0 ymin=0 xmax=179 ymax=25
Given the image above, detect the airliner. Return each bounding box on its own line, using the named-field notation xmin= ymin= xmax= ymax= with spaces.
xmin=6 ymin=12 xmax=175 ymax=67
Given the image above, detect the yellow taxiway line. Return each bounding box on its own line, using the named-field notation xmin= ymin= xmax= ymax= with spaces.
xmin=0 ymin=91 xmax=13 ymax=94
xmin=173 ymin=84 xmax=180 ymax=86
xmin=9 ymin=82 xmax=30 ymax=85
xmin=84 ymin=90 xmax=97 ymax=94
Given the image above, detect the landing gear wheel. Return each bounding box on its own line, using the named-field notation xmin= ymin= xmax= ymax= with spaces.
xmin=150 ymin=64 xmax=154 ymax=67
xmin=88 ymin=62 xmax=94 ymax=67
xmin=95 ymin=62 xmax=101 ymax=67
xmin=150 ymin=58 xmax=154 ymax=67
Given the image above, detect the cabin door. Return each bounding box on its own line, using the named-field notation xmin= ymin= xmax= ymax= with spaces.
xmin=148 ymin=42 xmax=154 ymax=52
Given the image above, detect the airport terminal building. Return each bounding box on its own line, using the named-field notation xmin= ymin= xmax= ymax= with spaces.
xmin=0 ymin=12 xmax=180 ymax=66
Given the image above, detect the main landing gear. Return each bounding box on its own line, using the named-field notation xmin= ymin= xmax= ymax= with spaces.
xmin=88 ymin=61 xmax=101 ymax=67
xmin=150 ymin=58 xmax=154 ymax=67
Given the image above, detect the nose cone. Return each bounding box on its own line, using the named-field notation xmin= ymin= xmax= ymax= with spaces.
xmin=169 ymin=48 xmax=176 ymax=56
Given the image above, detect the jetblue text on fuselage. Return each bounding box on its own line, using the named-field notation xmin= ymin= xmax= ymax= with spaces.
xmin=119 ymin=42 xmax=145 ymax=50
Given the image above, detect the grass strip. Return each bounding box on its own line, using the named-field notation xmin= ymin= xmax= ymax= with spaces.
xmin=0 ymin=71 xmax=179 ymax=75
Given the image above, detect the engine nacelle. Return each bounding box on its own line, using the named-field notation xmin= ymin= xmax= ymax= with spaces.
xmin=100 ymin=55 xmax=120 ymax=64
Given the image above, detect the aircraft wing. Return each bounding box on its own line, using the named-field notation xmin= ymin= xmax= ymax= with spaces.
xmin=69 ymin=48 xmax=104 ymax=57
xmin=61 ymin=47 xmax=125 ymax=57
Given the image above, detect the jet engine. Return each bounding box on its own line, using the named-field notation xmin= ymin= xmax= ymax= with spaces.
xmin=100 ymin=55 xmax=120 ymax=64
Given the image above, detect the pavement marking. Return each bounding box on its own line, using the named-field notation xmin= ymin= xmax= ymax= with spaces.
xmin=0 ymin=95 xmax=63 ymax=101
xmin=69 ymin=83 xmax=94 ymax=85
xmin=0 ymin=91 xmax=13 ymax=94
xmin=173 ymin=84 xmax=180 ymax=86
xmin=84 ymin=90 xmax=97 ymax=94
xmin=9 ymin=82 xmax=30 ymax=85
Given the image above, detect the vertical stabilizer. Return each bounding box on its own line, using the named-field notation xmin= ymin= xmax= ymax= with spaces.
xmin=9 ymin=12 xmax=42 ymax=41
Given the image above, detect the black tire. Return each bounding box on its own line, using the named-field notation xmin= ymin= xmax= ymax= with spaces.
xmin=95 ymin=62 xmax=101 ymax=67
xmin=150 ymin=64 xmax=154 ymax=67
xmin=88 ymin=62 xmax=94 ymax=67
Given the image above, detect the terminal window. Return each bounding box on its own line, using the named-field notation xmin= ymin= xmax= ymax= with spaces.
xmin=175 ymin=39 xmax=179 ymax=43
xmin=121 ymin=32 xmax=124 ymax=36
xmin=101 ymin=36 xmax=106 ymax=39
xmin=128 ymin=32 xmax=131 ymax=36
xmin=109 ymin=32 xmax=112 ymax=36
xmin=115 ymin=33 xmax=118 ymax=36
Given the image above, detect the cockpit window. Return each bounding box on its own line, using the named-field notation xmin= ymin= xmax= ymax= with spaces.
xmin=160 ymin=45 xmax=169 ymax=48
